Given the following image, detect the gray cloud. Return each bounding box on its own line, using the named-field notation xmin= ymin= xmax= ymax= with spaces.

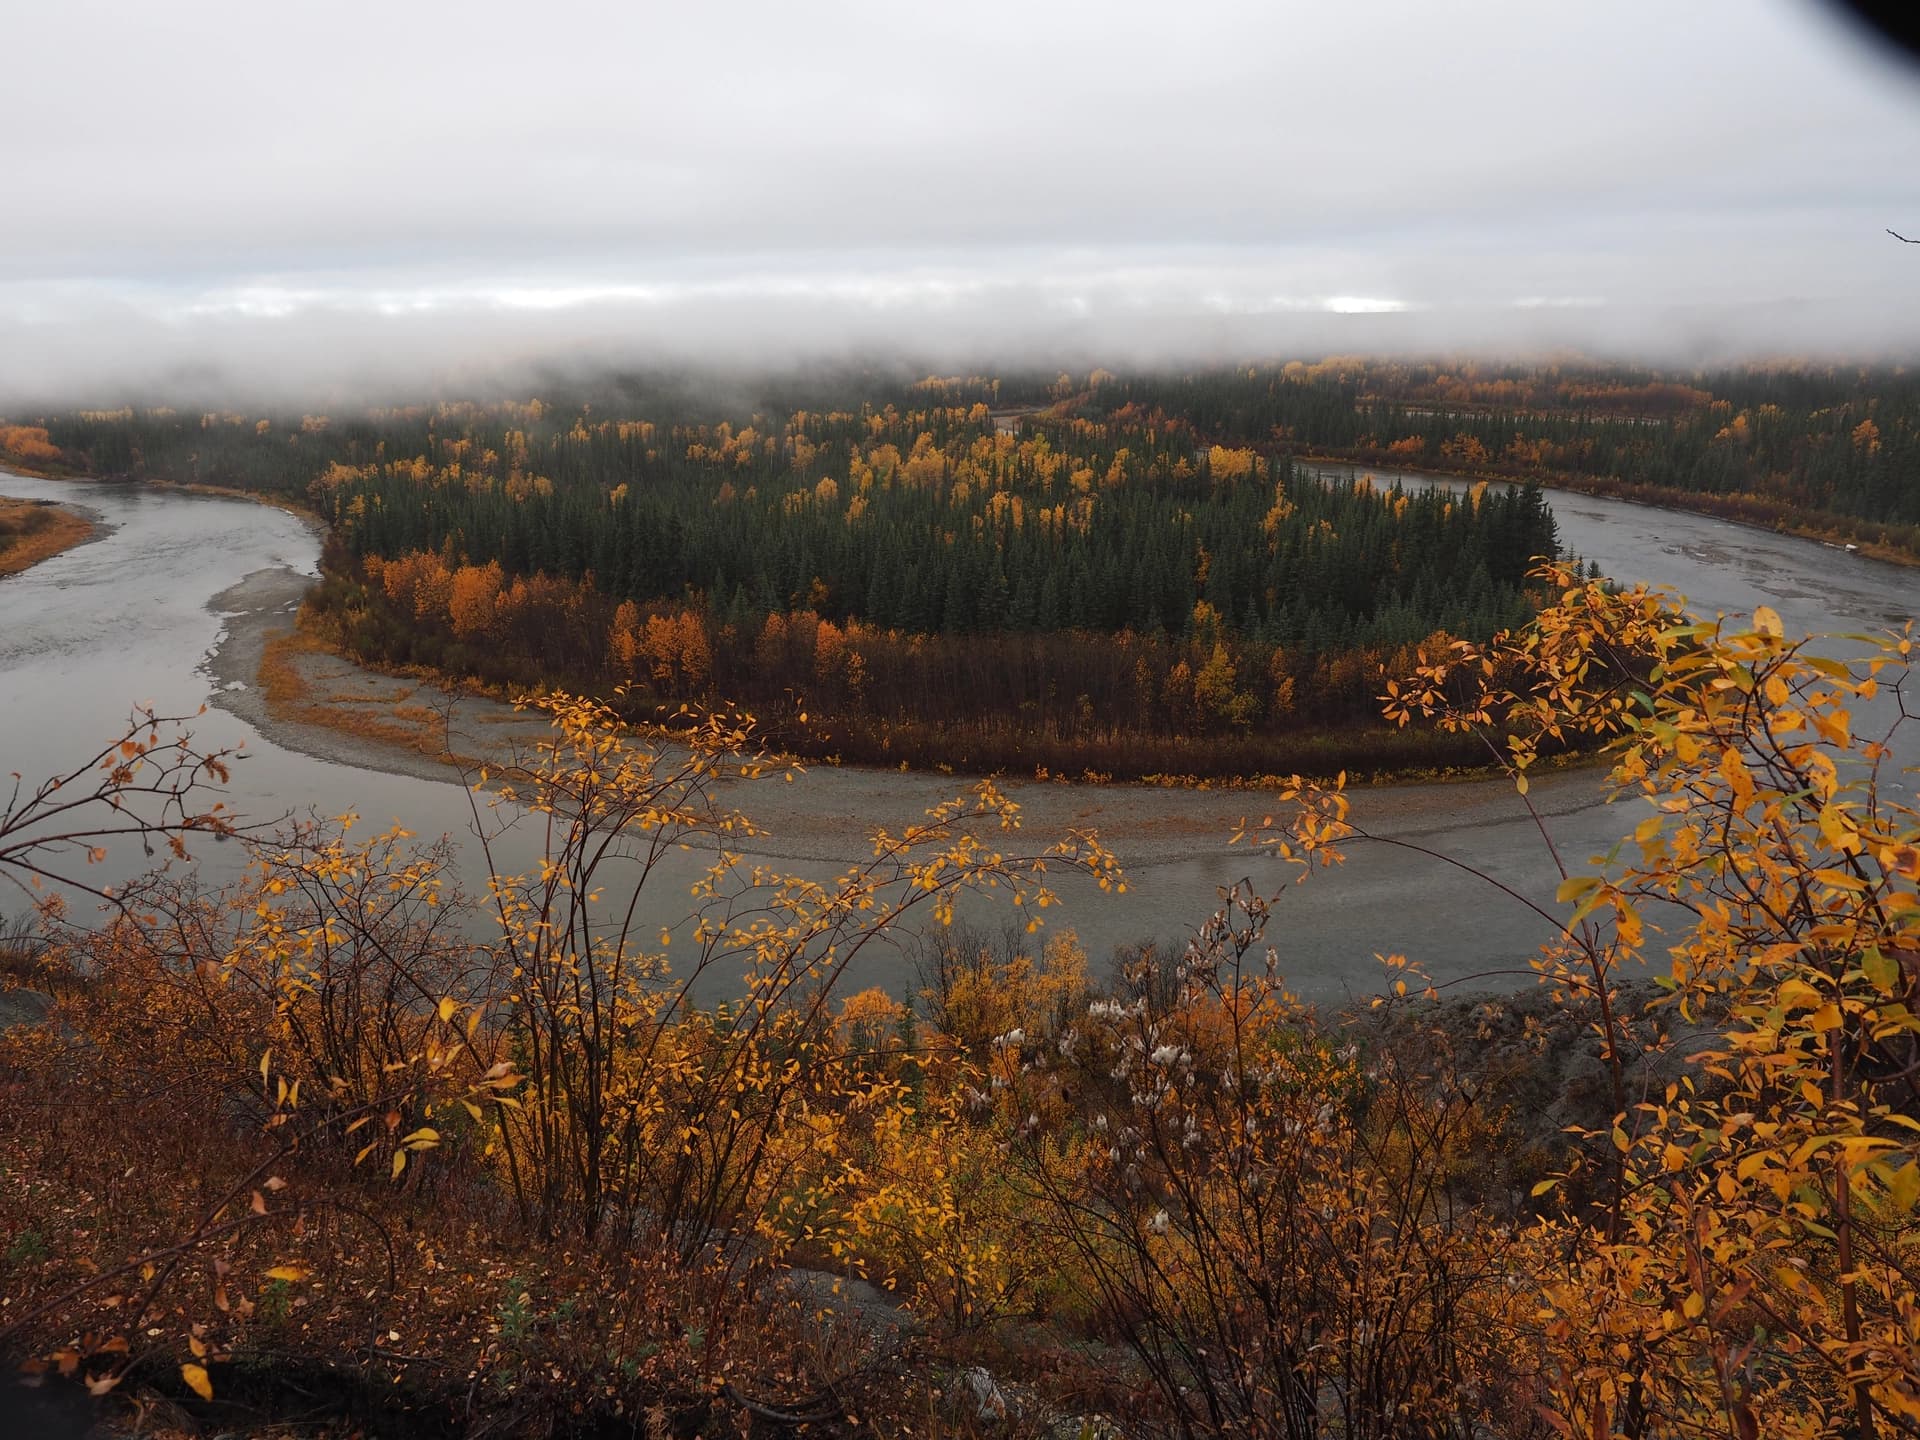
xmin=3 ymin=0 xmax=1919 ymax=404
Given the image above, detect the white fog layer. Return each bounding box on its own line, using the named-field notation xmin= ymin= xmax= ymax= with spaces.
xmin=4 ymin=0 xmax=1919 ymax=403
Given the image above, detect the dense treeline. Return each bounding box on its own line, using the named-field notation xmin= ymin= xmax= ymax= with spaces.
xmin=17 ymin=355 xmax=1918 ymax=767
xmin=1087 ymin=356 xmax=1920 ymax=545
xmin=284 ymin=393 xmax=1555 ymax=772
xmin=330 ymin=431 xmax=1551 ymax=648
xmin=13 ymin=376 xmax=1575 ymax=774
xmin=19 ymin=359 xmax=1920 ymax=544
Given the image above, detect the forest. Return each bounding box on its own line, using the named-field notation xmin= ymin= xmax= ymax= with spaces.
xmin=309 ymin=433 xmax=1558 ymax=776
xmin=3 ymin=565 xmax=1918 ymax=1438
xmin=1084 ymin=358 xmax=1920 ymax=552
xmin=9 ymin=357 xmax=1918 ymax=772
xmin=15 ymin=355 xmax=1919 ymax=551
xmin=13 ymin=380 xmax=1571 ymax=776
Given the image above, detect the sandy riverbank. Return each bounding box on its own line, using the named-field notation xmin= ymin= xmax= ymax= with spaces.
xmin=205 ymin=565 xmax=552 ymax=785
xmin=200 ymin=567 xmax=1611 ymax=875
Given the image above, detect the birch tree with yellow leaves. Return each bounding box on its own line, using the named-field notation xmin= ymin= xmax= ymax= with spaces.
xmin=1389 ymin=562 xmax=1920 ymax=1436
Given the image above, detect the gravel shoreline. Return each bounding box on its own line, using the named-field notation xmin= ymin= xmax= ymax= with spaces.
xmin=193 ymin=564 xmax=1614 ymax=878
xmin=203 ymin=566 xmax=549 ymax=786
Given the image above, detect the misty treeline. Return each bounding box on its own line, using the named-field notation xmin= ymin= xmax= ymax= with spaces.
xmin=13 ymin=356 xmax=1920 ymax=550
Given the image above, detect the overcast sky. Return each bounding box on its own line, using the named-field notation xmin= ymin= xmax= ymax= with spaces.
xmin=4 ymin=0 xmax=1919 ymax=403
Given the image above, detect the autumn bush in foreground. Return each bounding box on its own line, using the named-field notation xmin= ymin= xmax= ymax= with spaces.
xmin=3 ymin=563 xmax=1919 ymax=1437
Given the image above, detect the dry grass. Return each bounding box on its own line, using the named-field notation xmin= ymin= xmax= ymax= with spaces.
xmin=0 ymin=501 xmax=92 ymax=578
xmin=257 ymin=627 xmax=469 ymax=763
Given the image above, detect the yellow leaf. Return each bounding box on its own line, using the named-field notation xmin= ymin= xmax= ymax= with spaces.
xmin=181 ymin=1362 xmax=213 ymax=1401
xmin=391 ymin=1149 xmax=408 ymax=1180
xmin=1819 ymin=804 xmax=1864 ymax=856
xmin=1753 ymin=605 xmax=1783 ymax=638
xmin=263 ymin=1265 xmax=309 ymax=1283
xmin=1863 ymin=946 xmax=1900 ymax=994
xmin=437 ymin=996 xmax=457 ymax=1023
xmin=1776 ymin=978 xmax=1823 ymax=1012
xmin=1888 ymin=1162 xmax=1920 ymax=1213
xmin=1556 ymin=876 xmax=1600 ymax=905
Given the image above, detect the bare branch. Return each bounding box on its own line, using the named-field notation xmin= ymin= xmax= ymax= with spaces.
xmin=0 ymin=704 xmax=278 ymax=912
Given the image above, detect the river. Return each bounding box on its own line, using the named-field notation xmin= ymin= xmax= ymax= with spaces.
xmin=0 ymin=466 xmax=1913 ymax=1005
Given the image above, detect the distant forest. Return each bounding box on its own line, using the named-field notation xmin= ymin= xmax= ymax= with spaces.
xmin=1093 ymin=358 xmax=1920 ymax=546
xmin=6 ymin=357 xmax=1914 ymax=774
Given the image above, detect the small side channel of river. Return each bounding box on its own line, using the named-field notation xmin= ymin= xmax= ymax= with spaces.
xmin=1 ymin=467 xmax=1913 ymax=1005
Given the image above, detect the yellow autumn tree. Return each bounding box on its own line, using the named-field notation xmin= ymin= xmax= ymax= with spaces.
xmin=447 ymin=560 xmax=504 ymax=639
xmin=1386 ymin=561 xmax=1920 ymax=1435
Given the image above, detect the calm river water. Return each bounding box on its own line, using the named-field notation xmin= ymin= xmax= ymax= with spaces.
xmin=1 ymin=466 xmax=1913 ymax=1004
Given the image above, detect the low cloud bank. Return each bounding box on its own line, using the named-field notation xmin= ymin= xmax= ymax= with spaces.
xmin=5 ymin=0 xmax=1917 ymax=409
xmin=5 ymin=272 xmax=1916 ymax=412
